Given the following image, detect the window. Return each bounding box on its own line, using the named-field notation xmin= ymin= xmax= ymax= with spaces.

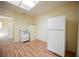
xmin=7 ymin=0 xmax=39 ymax=11
xmin=20 ymin=1 xmax=39 ymax=10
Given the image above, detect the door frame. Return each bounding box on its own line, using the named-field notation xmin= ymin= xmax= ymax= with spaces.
xmin=0 ymin=16 xmax=14 ymax=41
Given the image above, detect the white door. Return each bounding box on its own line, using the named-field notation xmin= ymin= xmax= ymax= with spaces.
xmin=8 ymin=20 xmax=14 ymax=39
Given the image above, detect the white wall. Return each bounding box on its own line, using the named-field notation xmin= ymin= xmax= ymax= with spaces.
xmin=28 ymin=25 xmax=37 ymax=40
xmin=34 ymin=16 xmax=48 ymax=42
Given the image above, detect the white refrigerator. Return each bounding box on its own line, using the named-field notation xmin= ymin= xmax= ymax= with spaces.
xmin=47 ymin=16 xmax=66 ymax=57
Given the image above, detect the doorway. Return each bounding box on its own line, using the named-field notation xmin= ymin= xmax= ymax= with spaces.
xmin=0 ymin=16 xmax=14 ymax=44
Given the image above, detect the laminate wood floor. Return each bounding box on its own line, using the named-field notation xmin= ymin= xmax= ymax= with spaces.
xmin=0 ymin=39 xmax=58 ymax=57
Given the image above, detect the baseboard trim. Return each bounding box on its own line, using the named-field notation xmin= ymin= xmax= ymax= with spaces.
xmin=35 ymin=39 xmax=47 ymax=43
xmin=48 ymin=50 xmax=62 ymax=57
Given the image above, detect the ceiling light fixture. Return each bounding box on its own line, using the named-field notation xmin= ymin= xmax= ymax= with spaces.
xmin=7 ymin=0 xmax=39 ymax=11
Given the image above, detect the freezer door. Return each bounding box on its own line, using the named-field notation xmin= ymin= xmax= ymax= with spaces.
xmin=47 ymin=30 xmax=65 ymax=56
xmin=48 ymin=16 xmax=65 ymax=29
